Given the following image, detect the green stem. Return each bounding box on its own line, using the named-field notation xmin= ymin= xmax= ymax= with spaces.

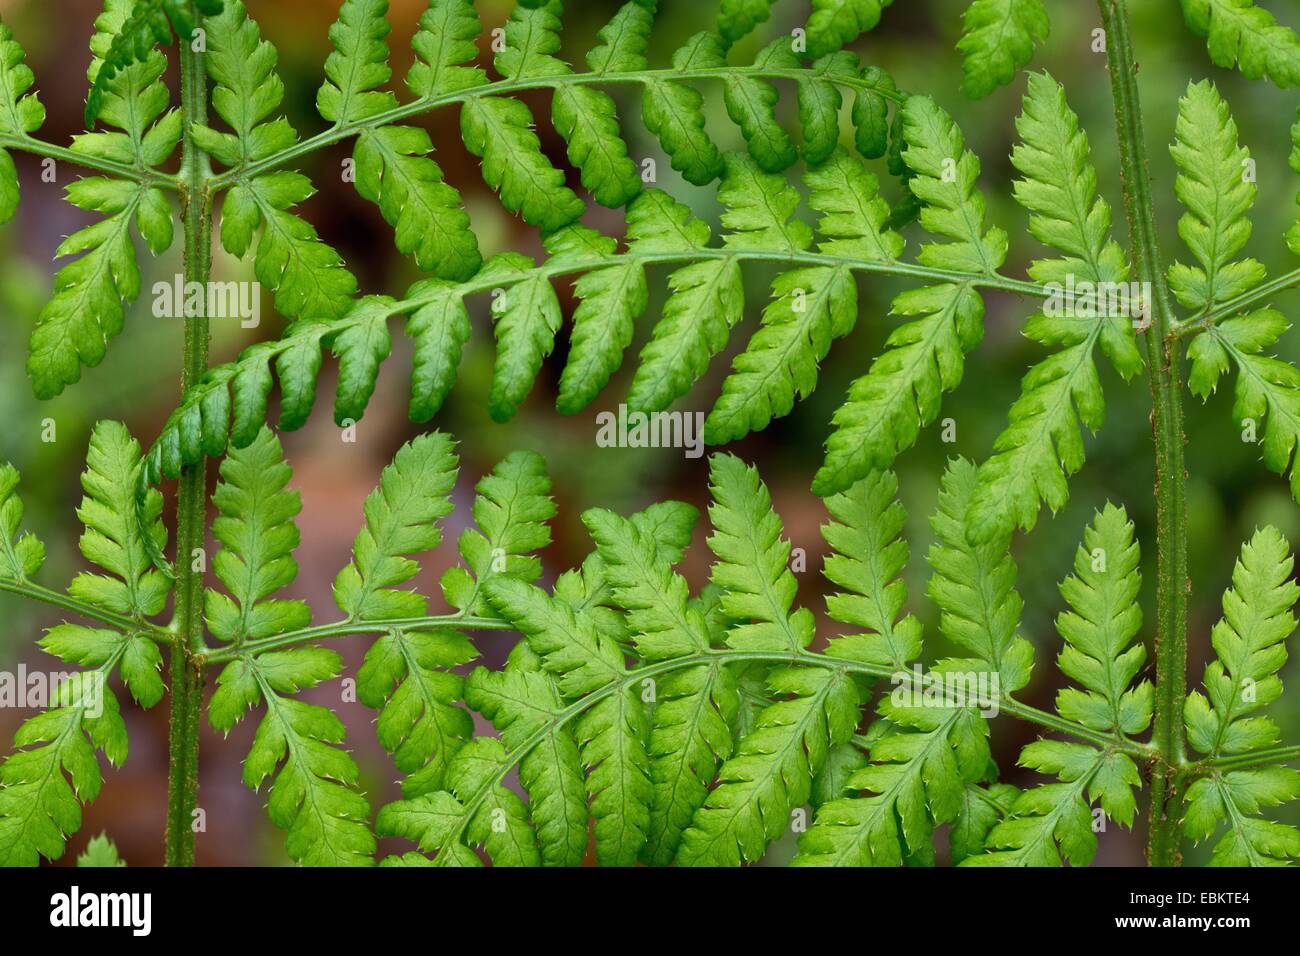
xmin=165 ymin=32 xmax=213 ymax=869
xmin=1170 ymin=265 xmax=1300 ymax=339
xmin=208 ymin=66 xmax=906 ymax=190
xmin=1193 ymin=744 xmax=1300 ymax=775
xmin=1098 ymin=0 xmax=1188 ymax=867
xmin=0 ymin=578 xmax=171 ymax=640
xmin=202 ymin=614 xmax=514 ymax=663
xmin=0 ymin=132 xmax=178 ymax=186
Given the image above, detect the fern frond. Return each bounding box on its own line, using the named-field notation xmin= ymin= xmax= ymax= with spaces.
xmin=678 ymin=665 xmax=860 ymax=865
xmin=377 ymin=737 xmax=538 ymax=866
xmin=794 ymin=696 xmax=989 ymax=866
xmin=926 ymin=458 xmax=1033 ymax=691
xmin=333 ymin=432 xmax=472 ymax=794
xmin=28 ymin=1 xmax=179 ymax=399
xmin=0 ymin=668 xmax=128 ymax=866
xmin=707 ymin=149 xmax=900 ymax=444
xmin=1183 ymin=527 xmax=1300 ymax=865
xmin=957 ymin=0 xmax=1049 ymax=98
xmin=1169 ymin=81 xmax=1265 ymax=311
xmin=815 ymin=96 xmax=1004 ymax=496
xmin=205 ymin=428 xmax=311 ymax=644
xmin=334 ymin=433 xmax=457 ymax=621
xmin=707 ymin=453 xmax=815 ymax=653
xmin=77 ymin=832 xmax=126 ymax=867
xmin=464 ymin=651 xmax=587 ymax=866
xmin=966 ymin=73 xmax=1140 ymax=542
xmin=965 ymin=506 xmax=1148 ymax=866
xmin=821 ymin=470 xmax=921 ymax=669
xmin=317 ymin=0 xmax=398 ymax=124
xmin=0 ymin=464 xmax=44 ymax=582
xmin=407 ymin=0 xmax=486 ymax=98
xmin=672 ymin=456 xmax=861 ymax=866
xmin=203 ymin=1 xmax=357 ymax=320
xmin=354 ymin=124 xmax=481 ymax=281
xmin=1179 ymin=0 xmax=1300 ymax=88
xmin=485 ymin=578 xmax=652 ymax=865
xmin=357 ymin=627 xmax=477 ymax=796
xmin=642 ymin=33 xmax=726 ymax=186
xmin=209 ymin=647 xmax=376 ymax=866
xmin=806 ymin=0 xmax=893 ymax=59
xmin=717 ymin=0 xmax=777 ymax=45
xmin=68 ymin=421 xmax=169 ymax=620
xmin=461 ymin=94 xmax=585 ymax=231
xmin=83 ymin=0 xmax=222 ymax=127
xmin=0 ymin=19 xmax=45 ymax=223
xmin=626 ymin=192 xmax=736 ymax=413
xmin=442 ymin=450 xmax=556 ymax=618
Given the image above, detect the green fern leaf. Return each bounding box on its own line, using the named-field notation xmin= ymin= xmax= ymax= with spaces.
xmin=926 ymin=458 xmax=1033 ymax=691
xmin=354 ymin=124 xmax=481 ymax=280
xmin=405 ymin=279 xmax=471 ymax=422
xmin=965 ymin=507 xmax=1148 ymax=866
xmin=205 ymin=428 xmax=311 ymax=644
xmin=0 ymin=676 xmax=128 ymax=866
xmin=626 ymin=194 xmax=737 ymax=414
xmin=588 ymin=2 xmax=654 ymax=74
xmin=461 ymin=95 xmax=585 ymax=231
xmin=806 ymin=0 xmax=893 ymax=59
xmin=678 ymin=665 xmax=860 ymax=865
xmin=465 ymin=652 xmax=588 ymax=866
xmin=377 ymin=737 xmax=539 ymax=866
xmin=28 ymin=3 xmax=179 ymax=399
xmin=68 ymin=421 xmax=169 ymax=620
xmin=226 ymin=172 xmax=358 ymax=321
xmin=203 ymin=3 xmax=357 ymax=319
xmin=549 ymin=223 xmax=648 ymax=414
xmin=77 ymin=832 xmax=126 ymax=867
xmin=1182 ymin=527 xmax=1300 ymax=865
xmin=717 ymin=0 xmax=778 ymax=44
xmin=0 ymin=19 xmax=46 ymax=223
xmin=211 ymin=647 xmax=376 ymax=866
xmin=708 ymin=149 xmax=900 ymax=444
xmin=334 ymin=433 xmax=457 ymax=620
xmin=794 ymin=697 xmax=990 ymax=866
xmin=707 ymin=453 xmax=816 ymax=653
xmin=957 ymin=0 xmax=1049 ymax=98
xmin=723 ymin=39 xmax=799 ymax=173
xmin=480 ymin=252 xmax=564 ymax=422
xmin=318 ymin=0 xmax=398 ymax=123
xmin=642 ymin=33 xmax=725 ymax=186
xmin=1186 ymin=309 xmax=1300 ymax=501
xmin=1169 ymin=81 xmax=1265 ymax=311
xmin=965 ymin=73 xmax=1140 ymax=542
xmin=0 ymin=464 xmax=44 ymax=582
xmin=357 ymin=628 xmax=477 ymax=796
xmin=407 ymin=0 xmax=486 ymax=98
xmin=1179 ymin=0 xmax=1300 ymax=88
xmin=821 ymin=470 xmax=922 ymax=668
xmin=484 ymin=578 xmax=652 ymax=865
xmin=814 ymin=96 xmax=1004 ymax=496
xmin=442 ymin=450 xmax=556 ymax=618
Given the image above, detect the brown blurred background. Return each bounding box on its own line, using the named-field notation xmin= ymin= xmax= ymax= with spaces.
xmin=2 ymin=0 xmax=1300 ymax=865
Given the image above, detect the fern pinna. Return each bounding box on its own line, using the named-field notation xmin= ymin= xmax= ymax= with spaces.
xmin=0 ymin=0 xmax=1299 ymax=867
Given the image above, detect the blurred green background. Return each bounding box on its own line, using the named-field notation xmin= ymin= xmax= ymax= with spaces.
xmin=2 ymin=0 xmax=1299 ymax=866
